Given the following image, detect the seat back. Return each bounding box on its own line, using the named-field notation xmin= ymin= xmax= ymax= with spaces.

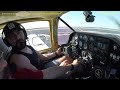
xmin=0 ymin=37 xmax=12 ymax=60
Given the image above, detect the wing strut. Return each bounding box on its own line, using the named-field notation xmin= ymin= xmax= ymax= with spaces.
xmin=58 ymin=17 xmax=76 ymax=32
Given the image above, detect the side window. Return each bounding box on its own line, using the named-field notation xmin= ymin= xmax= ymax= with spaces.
xmin=58 ymin=20 xmax=73 ymax=45
xmin=22 ymin=21 xmax=51 ymax=51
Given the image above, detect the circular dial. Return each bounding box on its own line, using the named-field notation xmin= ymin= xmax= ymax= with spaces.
xmin=90 ymin=37 xmax=94 ymax=41
xmin=83 ymin=35 xmax=88 ymax=42
xmin=113 ymin=45 xmax=117 ymax=50
xmin=83 ymin=43 xmax=87 ymax=49
xmin=89 ymin=43 xmax=94 ymax=51
xmin=80 ymin=35 xmax=83 ymax=39
xmin=79 ymin=41 xmax=82 ymax=47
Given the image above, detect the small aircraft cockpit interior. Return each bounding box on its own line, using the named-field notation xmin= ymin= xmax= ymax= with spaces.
xmin=59 ymin=11 xmax=120 ymax=79
xmin=0 ymin=11 xmax=120 ymax=79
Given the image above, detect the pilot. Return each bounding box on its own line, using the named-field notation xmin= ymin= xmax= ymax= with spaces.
xmin=0 ymin=57 xmax=81 ymax=79
xmin=1 ymin=21 xmax=82 ymax=79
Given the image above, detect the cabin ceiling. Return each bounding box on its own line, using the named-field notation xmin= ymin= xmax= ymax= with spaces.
xmin=0 ymin=11 xmax=67 ymax=24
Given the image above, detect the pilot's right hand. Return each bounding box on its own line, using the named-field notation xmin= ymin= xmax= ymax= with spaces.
xmin=59 ymin=59 xmax=79 ymax=66
xmin=71 ymin=58 xmax=85 ymax=73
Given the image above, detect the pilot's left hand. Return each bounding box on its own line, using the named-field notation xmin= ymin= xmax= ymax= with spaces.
xmin=56 ymin=48 xmax=62 ymax=56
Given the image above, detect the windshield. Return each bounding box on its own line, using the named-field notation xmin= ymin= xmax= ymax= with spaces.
xmin=58 ymin=11 xmax=120 ymax=45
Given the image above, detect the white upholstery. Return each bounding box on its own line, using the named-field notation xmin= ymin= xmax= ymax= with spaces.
xmin=0 ymin=37 xmax=12 ymax=60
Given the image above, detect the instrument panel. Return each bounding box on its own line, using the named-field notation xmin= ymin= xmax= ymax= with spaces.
xmin=63 ymin=32 xmax=120 ymax=79
xmin=70 ymin=33 xmax=111 ymax=62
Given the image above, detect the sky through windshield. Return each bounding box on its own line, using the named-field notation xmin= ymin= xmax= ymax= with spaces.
xmin=60 ymin=11 xmax=120 ymax=30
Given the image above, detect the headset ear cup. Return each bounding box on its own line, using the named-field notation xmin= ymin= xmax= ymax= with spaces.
xmin=20 ymin=24 xmax=27 ymax=39
xmin=23 ymin=29 xmax=27 ymax=39
xmin=25 ymin=30 xmax=27 ymax=39
xmin=3 ymin=37 xmax=11 ymax=47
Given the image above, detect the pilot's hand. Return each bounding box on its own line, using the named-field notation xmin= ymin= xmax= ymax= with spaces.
xmin=66 ymin=59 xmax=85 ymax=78
xmin=56 ymin=48 xmax=62 ymax=56
xmin=59 ymin=59 xmax=80 ymax=66
xmin=59 ymin=60 xmax=68 ymax=66
xmin=71 ymin=59 xmax=85 ymax=71
xmin=72 ymin=59 xmax=79 ymax=65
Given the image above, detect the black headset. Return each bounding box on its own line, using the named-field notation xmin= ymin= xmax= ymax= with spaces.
xmin=2 ymin=21 xmax=28 ymax=47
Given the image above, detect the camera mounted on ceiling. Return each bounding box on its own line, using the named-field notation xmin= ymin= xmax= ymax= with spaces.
xmin=83 ymin=11 xmax=95 ymax=22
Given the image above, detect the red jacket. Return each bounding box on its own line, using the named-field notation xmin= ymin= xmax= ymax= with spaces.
xmin=11 ymin=68 xmax=43 ymax=79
